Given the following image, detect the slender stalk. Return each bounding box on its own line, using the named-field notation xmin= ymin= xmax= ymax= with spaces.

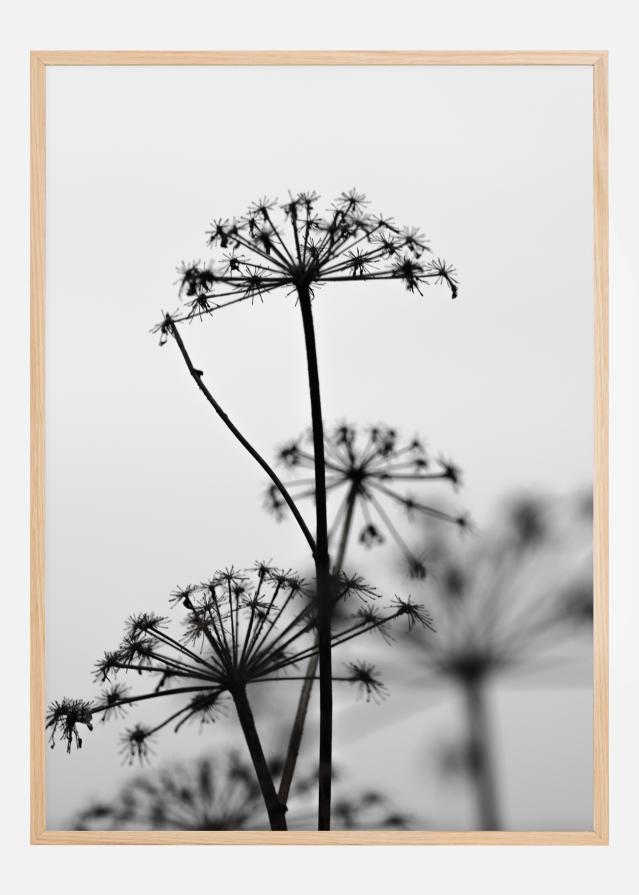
xmin=92 ymin=685 xmax=217 ymax=715
xmin=168 ymin=321 xmax=316 ymax=556
xmin=277 ymin=481 xmax=359 ymax=806
xmin=296 ymin=282 xmax=332 ymax=830
xmin=462 ymin=678 xmax=501 ymax=830
xmin=277 ymin=652 xmax=318 ymax=804
xmin=232 ymin=685 xmax=287 ymax=831
xmin=334 ymin=483 xmax=358 ymax=572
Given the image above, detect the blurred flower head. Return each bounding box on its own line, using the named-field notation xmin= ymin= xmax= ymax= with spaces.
xmin=402 ymin=492 xmax=594 ymax=686
xmin=74 ymin=750 xmax=410 ymax=832
xmin=75 ymin=751 xmax=265 ymax=830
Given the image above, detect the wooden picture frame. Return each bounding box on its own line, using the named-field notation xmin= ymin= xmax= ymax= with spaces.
xmin=31 ymin=50 xmax=608 ymax=845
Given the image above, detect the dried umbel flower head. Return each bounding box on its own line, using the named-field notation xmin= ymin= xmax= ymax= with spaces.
xmin=99 ymin=683 xmax=130 ymax=721
xmin=119 ymin=724 xmax=156 ymax=766
xmin=345 ymin=661 xmax=388 ymax=704
xmin=74 ymin=750 xmax=410 ymax=832
xmin=507 ymin=496 xmax=549 ymax=549
xmin=75 ymin=751 xmax=266 ymax=831
xmin=332 ymin=794 xmax=410 ymax=831
xmin=265 ymin=422 xmax=468 ymax=577
xmin=401 ymin=493 xmax=593 ymax=832
xmin=47 ymin=563 xmax=429 ymax=763
xmin=152 ymin=189 xmax=458 ymax=340
xmin=46 ymin=698 xmax=94 ymax=753
xmin=404 ymin=493 xmax=594 ymax=687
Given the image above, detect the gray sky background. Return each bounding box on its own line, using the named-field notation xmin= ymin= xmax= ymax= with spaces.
xmin=45 ymin=65 xmax=593 ymax=828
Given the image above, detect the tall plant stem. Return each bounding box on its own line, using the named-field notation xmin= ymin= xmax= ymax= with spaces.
xmin=232 ymin=685 xmax=287 ymax=831
xmin=462 ymin=677 xmax=501 ymax=830
xmin=334 ymin=483 xmax=358 ymax=572
xmin=277 ymin=653 xmax=319 ymax=805
xmin=297 ymin=283 xmax=332 ymax=830
xmin=277 ymin=481 xmax=359 ymax=806
xmin=168 ymin=321 xmax=316 ymax=556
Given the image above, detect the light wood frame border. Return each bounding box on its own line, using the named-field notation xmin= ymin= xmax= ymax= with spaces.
xmin=30 ymin=50 xmax=608 ymax=846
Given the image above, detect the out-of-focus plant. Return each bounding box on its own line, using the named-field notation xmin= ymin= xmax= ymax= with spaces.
xmin=74 ymin=751 xmax=410 ymax=832
xmin=75 ymin=751 xmax=266 ymax=831
xmin=402 ymin=493 xmax=593 ymax=830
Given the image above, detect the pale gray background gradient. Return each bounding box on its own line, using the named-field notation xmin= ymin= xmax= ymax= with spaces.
xmin=45 ymin=65 xmax=593 ymax=828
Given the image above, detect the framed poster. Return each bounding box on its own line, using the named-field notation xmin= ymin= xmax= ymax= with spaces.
xmin=31 ymin=51 xmax=608 ymax=844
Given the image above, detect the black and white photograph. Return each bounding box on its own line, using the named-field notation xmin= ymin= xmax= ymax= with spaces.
xmin=42 ymin=61 xmax=596 ymax=835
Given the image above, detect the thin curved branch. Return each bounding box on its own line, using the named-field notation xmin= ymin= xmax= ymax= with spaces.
xmin=168 ymin=321 xmax=316 ymax=557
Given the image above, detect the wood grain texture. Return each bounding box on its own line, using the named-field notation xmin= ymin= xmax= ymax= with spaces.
xmin=33 ymin=829 xmax=606 ymax=846
xmin=592 ymin=52 xmax=609 ymax=845
xmin=30 ymin=50 xmax=605 ymax=66
xmin=30 ymin=50 xmax=609 ymax=846
xmin=30 ymin=51 xmax=46 ymax=846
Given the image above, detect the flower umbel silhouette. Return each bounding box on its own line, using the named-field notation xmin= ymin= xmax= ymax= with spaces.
xmin=266 ymin=422 xmax=468 ymax=579
xmin=152 ymin=189 xmax=458 ymax=340
xmin=47 ymin=563 xmax=432 ymax=830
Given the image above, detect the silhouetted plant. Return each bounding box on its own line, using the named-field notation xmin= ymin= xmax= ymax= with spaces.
xmin=151 ymin=190 xmax=457 ymax=827
xmin=267 ymin=421 xmax=467 ymax=804
xmin=267 ymin=421 xmax=467 ymax=578
xmin=402 ymin=494 xmax=593 ymax=829
xmin=153 ymin=191 xmax=457 ymax=336
xmin=47 ymin=564 xmax=432 ymax=830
